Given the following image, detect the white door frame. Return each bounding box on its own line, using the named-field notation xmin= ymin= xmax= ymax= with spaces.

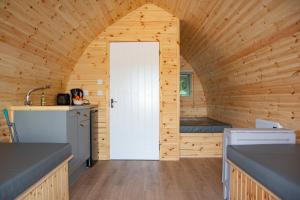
xmin=108 ymin=41 xmax=160 ymax=160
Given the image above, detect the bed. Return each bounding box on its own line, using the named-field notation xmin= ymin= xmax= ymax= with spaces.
xmin=180 ymin=117 xmax=232 ymax=133
xmin=180 ymin=117 xmax=232 ymax=158
xmin=0 ymin=143 xmax=72 ymax=200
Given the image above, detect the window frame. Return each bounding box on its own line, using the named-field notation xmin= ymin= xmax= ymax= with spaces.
xmin=180 ymin=72 xmax=193 ymax=97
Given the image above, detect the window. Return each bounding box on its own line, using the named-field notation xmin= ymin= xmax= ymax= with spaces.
xmin=180 ymin=72 xmax=192 ymax=96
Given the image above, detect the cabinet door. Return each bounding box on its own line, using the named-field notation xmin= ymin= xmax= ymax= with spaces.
xmin=15 ymin=111 xmax=67 ymax=142
xmin=67 ymin=111 xmax=79 ymax=174
xmin=78 ymin=119 xmax=90 ymax=163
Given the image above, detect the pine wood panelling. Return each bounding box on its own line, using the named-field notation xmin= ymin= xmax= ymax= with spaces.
xmin=153 ymin=0 xmax=300 ymax=139
xmin=229 ymin=162 xmax=280 ymax=200
xmin=0 ymin=0 xmax=148 ymax=142
xmin=66 ymin=4 xmax=180 ymax=160
xmin=180 ymin=56 xmax=207 ymax=117
xmin=180 ymin=133 xmax=223 ymax=158
xmin=1 ymin=0 xmax=299 ymax=143
xmin=16 ymin=157 xmax=71 ymax=200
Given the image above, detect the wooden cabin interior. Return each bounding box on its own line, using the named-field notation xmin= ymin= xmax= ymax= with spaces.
xmin=0 ymin=0 xmax=299 ymax=199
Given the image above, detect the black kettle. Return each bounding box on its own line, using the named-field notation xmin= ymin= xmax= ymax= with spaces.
xmin=70 ymin=88 xmax=84 ymax=105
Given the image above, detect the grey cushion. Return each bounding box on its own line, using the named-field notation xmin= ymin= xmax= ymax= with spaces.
xmin=180 ymin=117 xmax=231 ymax=133
xmin=227 ymin=144 xmax=300 ymax=200
xmin=0 ymin=143 xmax=72 ymax=200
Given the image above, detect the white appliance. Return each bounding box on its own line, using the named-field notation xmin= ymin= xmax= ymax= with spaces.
xmin=109 ymin=42 xmax=160 ymax=160
xmin=256 ymin=118 xmax=283 ymax=128
xmin=222 ymin=128 xmax=296 ymax=199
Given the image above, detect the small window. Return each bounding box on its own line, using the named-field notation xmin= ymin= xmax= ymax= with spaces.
xmin=180 ymin=73 xmax=192 ymax=96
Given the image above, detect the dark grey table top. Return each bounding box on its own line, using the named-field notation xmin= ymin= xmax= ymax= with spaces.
xmin=0 ymin=143 xmax=71 ymax=200
xmin=227 ymin=144 xmax=300 ymax=200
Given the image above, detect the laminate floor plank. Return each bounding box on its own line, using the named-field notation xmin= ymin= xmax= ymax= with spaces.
xmin=70 ymin=158 xmax=223 ymax=200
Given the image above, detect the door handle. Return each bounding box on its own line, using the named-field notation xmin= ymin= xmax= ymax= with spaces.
xmin=110 ymin=98 xmax=118 ymax=108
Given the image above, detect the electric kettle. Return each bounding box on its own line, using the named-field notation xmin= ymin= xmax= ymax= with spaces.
xmin=70 ymin=88 xmax=84 ymax=105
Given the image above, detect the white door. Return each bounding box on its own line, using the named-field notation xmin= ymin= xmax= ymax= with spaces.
xmin=109 ymin=42 xmax=160 ymax=160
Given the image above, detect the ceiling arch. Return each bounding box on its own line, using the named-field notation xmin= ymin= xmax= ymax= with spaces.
xmin=5 ymin=0 xmax=295 ymax=84
xmin=153 ymin=0 xmax=300 ymax=131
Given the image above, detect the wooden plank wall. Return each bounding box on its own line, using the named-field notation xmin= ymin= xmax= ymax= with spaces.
xmin=155 ymin=0 xmax=300 ymax=141
xmin=1 ymin=0 xmax=299 ymax=143
xmin=180 ymin=56 xmax=207 ymax=117
xmin=0 ymin=0 xmax=148 ymax=142
xmin=203 ymin=0 xmax=300 ymax=141
xmin=66 ymin=4 xmax=180 ymax=160
xmin=180 ymin=133 xmax=222 ymax=158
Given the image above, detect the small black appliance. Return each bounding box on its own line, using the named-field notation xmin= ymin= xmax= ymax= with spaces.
xmin=57 ymin=93 xmax=70 ymax=105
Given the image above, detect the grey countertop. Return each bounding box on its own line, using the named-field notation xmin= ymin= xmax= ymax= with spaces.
xmin=227 ymin=144 xmax=300 ymax=200
xmin=0 ymin=143 xmax=72 ymax=200
xmin=10 ymin=104 xmax=96 ymax=111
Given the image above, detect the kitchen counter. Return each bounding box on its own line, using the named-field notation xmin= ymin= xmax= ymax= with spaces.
xmin=11 ymin=106 xmax=93 ymax=184
xmin=10 ymin=105 xmax=95 ymax=111
xmin=227 ymin=144 xmax=300 ymax=200
xmin=0 ymin=143 xmax=72 ymax=200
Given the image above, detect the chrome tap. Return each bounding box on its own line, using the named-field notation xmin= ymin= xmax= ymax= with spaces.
xmin=24 ymin=85 xmax=51 ymax=106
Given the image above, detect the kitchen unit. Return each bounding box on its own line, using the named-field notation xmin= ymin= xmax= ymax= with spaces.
xmin=10 ymin=105 xmax=93 ymax=183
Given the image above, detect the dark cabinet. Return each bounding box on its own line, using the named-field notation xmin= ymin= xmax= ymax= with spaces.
xmin=67 ymin=109 xmax=90 ymax=175
xmin=78 ymin=119 xmax=90 ymax=162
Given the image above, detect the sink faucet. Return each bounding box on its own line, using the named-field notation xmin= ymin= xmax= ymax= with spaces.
xmin=24 ymin=85 xmax=51 ymax=106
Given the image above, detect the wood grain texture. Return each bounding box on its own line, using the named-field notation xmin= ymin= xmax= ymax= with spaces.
xmin=180 ymin=56 xmax=207 ymax=117
xmin=70 ymin=158 xmax=223 ymax=200
xmin=0 ymin=0 xmax=148 ymax=142
xmin=1 ymin=0 xmax=300 ymax=143
xmin=229 ymin=162 xmax=280 ymax=200
xmin=66 ymin=4 xmax=180 ymax=160
xmin=153 ymin=0 xmax=300 ymax=139
xmin=180 ymin=133 xmax=223 ymax=158
xmin=16 ymin=158 xmax=70 ymax=200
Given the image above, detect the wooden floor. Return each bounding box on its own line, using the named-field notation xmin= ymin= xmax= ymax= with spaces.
xmin=70 ymin=158 xmax=223 ymax=200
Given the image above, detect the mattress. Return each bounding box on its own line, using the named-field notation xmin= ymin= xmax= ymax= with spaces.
xmin=0 ymin=143 xmax=72 ymax=200
xmin=180 ymin=117 xmax=231 ymax=133
xmin=227 ymin=144 xmax=300 ymax=200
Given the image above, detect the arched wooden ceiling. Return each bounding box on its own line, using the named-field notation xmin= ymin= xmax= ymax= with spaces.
xmin=1 ymin=0 xmax=299 ymax=84
xmin=155 ymin=0 xmax=300 ymax=132
xmin=0 ymin=0 xmax=148 ymax=68
xmin=0 ymin=0 xmax=221 ymax=73
xmin=1 ymin=0 xmax=300 ymax=137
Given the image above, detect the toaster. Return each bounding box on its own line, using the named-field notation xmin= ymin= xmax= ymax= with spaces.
xmin=57 ymin=93 xmax=71 ymax=105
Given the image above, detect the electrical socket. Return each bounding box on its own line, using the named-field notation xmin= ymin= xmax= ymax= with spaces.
xmin=97 ymin=90 xmax=104 ymax=96
xmin=97 ymin=80 xmax=103 ymax=85
xmin=83 ymin=90 xmax=89 ymax=96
